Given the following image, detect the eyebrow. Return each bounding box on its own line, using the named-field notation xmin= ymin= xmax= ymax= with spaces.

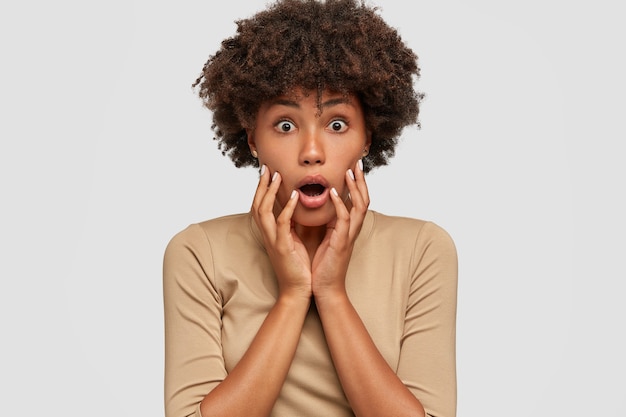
xmin=321 ymin=97 xmax=353 ymax=109
xmin=269 ymin=96 xmax=354 ymax=109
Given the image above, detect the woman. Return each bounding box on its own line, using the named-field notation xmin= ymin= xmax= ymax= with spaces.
xmin=163 ymin=0 xmax=458 ymax=416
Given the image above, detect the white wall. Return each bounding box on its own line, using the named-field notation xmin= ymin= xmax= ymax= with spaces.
xmin=1 ymin=0 xmax=624 ymax=415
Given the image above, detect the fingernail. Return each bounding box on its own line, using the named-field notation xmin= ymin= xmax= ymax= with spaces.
xmin=272 ymin=171 xmax=278 ymax=182
xmin=358 ymin=159 xmax=363 ymax=171
xmin=347 ymin=169 xmax=355 ymax=181
xmin=260 ymin=164 xmax=266 ymax=176
xmin=331 ymin=187 xmax=339 ymax=196
xmin=290 ymin=189 xmax=298 ymax=199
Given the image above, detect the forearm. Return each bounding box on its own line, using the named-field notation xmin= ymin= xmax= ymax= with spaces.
xmin=315 ymin=292 xmax=425 ymax=417
xmin=200 ymin=294 xmax=310 ymax=417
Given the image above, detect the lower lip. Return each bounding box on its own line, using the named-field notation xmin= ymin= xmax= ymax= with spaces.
xmin=298 ymin=188 xmax=330 ymax=209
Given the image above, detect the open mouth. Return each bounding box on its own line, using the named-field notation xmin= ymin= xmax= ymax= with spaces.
xmin=299 ymin=183 xmax=326 ymax=197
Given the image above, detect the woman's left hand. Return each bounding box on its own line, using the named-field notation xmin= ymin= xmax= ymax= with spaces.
xmin=311 ymin=159 xmax=369 ymax=299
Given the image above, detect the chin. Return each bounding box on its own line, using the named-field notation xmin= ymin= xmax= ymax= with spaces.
xmin=292 ymin=206 xmax=336 ymax=227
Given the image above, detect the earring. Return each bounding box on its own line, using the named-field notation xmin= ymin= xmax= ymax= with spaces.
xmin=251 ymin=150 xmax=258 ymax=158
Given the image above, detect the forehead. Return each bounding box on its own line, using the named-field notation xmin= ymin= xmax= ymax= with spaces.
xmin=263 ymin=88 xmax=360 ymax=112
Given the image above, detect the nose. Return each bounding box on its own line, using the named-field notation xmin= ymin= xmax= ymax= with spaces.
xmin=299 ymin=130 xmax=325 ymax=165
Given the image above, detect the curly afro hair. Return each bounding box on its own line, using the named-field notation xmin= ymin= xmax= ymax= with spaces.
xmin=193 ymin=0 xmax=423 ymax=173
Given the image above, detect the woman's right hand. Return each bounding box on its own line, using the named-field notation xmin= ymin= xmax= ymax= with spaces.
xmin=251 ymin=165 xmax=312 ymax=300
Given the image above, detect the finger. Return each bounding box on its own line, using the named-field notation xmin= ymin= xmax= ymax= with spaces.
xmin=352 ymin=159 xmax=370 ymax=208
xmin=251 ymin=165 xmax=271 ymax=235
xmin=343 ymin=166 xmax=368 ymax=240
xmin=329 ymin=187 xmax=351 ymax=238
xmin=275 ymin=189 xmax=299 ymax=247
xmin=257 ymin=171 xmax=282 ymax=241
xmin=251 ymin=164 xmax=270 ymax=212
xmin=344 ymin=167 xmax=366 ymax=214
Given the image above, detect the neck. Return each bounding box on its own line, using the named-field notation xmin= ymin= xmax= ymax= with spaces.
xmin=294 ymin=223 xmax=327 ymax=261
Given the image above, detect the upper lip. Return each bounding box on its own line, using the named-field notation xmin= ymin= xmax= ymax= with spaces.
xmin=295 ymin=174 xmax=330 ymax=189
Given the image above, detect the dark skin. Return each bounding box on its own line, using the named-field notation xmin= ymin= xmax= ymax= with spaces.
xmin=199 ymin=89 xmax=425 ymax=417
xmin=182 ymin=1 xmax=439 ymax=414
xmin=193 ymin=0 xmax=422 ymax=173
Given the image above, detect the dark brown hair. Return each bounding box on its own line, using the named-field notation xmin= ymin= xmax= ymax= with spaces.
xmin=193 ymin=0 xmax=423 ymax=172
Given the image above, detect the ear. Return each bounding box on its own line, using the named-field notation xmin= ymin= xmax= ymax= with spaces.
xmin=246 ymin=128 xmax=256 ymax=154
xmin=364 ymin=131 xmax=372 ymax=155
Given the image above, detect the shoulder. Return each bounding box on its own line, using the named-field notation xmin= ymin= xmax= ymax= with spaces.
xmin=366 ymin=211 xmax=457 ymax=270
xmin=164 ymin=213 xmax=253 ymax=258
xmin=369 ymin=212 xmax=458 ymax=292
xmin=197 ymin=212 xmax=251 ymax=235
xmin=169 ymin=213 xmax=250 ymax=243
xmin=368 ymin=210 xmax=455 ymax=247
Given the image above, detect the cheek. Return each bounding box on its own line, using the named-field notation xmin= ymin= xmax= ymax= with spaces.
xmin=275 ymin=187 xmax=291 ymax=208
xmin=258 ymin=146 xmax=287 ymax=172
xmin=268 ymin=176 xmax=294 ymax=210
xmin=341 ymin=143 xmax=366 ymax=164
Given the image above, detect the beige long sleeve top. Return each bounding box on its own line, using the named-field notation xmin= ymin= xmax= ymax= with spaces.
xmin=163 ymin=210 xmax=458 ymax=417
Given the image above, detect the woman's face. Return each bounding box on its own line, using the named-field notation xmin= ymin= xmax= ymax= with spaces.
xmin=248 ymin=89 xmax=370 ymax=227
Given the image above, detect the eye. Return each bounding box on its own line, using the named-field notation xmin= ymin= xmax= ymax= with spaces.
xmin=275 ymin=120 xmax=295 ymax=133
xmin=328 ymin=119 xmax=348 ymax=133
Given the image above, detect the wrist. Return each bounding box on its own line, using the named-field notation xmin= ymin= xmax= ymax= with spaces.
xmin=276 ymin=289 xmax=312 ymax=308
xmin=312 ymin=287 xmax=349 ymax=308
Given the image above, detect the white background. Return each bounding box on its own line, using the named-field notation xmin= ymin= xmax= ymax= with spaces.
xmin=1 ymin=0 xmax=624 ymax=415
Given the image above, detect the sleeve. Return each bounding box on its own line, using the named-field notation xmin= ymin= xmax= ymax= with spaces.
xmin=163 ymin=224 xmax=227 ymax=417
xmin=397 ymin=221 xmax=458 ymax=417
